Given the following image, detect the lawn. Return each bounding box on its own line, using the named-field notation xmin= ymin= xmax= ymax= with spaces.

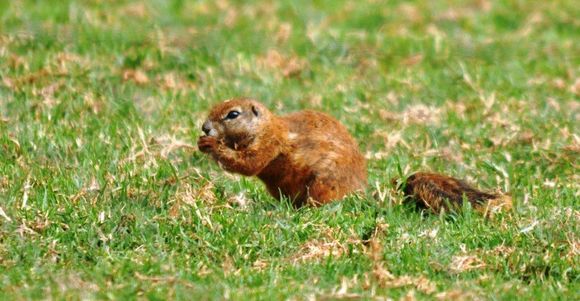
xmin=0 ymin=0 xmax=578 ymax=300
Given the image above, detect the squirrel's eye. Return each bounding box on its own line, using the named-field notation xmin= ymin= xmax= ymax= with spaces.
xmin=225 ymin=110 xmax=240 ymax=120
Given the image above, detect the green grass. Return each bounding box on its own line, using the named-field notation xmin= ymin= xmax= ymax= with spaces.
xmin=0 ymin=0 xmax=578 ymax=299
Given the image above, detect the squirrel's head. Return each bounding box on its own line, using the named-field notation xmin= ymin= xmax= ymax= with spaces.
xmin=201 ymin=98 xmax=273 ymax=148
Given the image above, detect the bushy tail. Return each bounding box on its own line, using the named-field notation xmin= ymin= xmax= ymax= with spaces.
xmin=392 ymin=172 xmax=512 ymax=216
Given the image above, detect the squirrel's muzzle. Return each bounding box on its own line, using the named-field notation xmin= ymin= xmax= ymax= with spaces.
xmin=202 ymin=120 xmax=212 ymax=135
xmin=202 ymin=120 xmax=219 ymax=137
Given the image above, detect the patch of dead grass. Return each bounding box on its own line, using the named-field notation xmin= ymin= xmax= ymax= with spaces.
xmin=120 ymin=2 xmax=151 ymax=18
xmin=287 ymin=236 xmax=350 ymax=264
xmin=259 ymin=49 xmax=307 ymax=78
xmin=227 ymin=192 xmax=250 ymax=209
xmin=448 ymin=255 xmax=486 ymax=274
xmin=285 ymin=225 xmax=364 ymax=264
xmin=275 ymin=22 xmax=292 ymax=43
xmin=120 ymin=130 xmax=195 ymax=167
xmin=378 ymin=104 xmax=442 ymax=126
xmin=370 ymin=130 xmax=409 ymax=153
xmin=570 ymin=78 xmax=580 ymax=95
xmin=122 ymin=69 xmax=149 ymax=85
xmin=0 ymin=176 xmax=9 ymax=192
xmin=401 ymin=54 xmax=424 ymax=67
xmin=157 ymin=72 xmax=196 ymax=91
xmin=435 ymin=289 xmax=481 ymax=301
xmin=169 ymin=181 xmax=217 ymax=217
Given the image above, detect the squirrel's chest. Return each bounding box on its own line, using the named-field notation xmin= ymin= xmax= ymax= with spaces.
xmin=257 ymin=153 xmax=313 ymax=197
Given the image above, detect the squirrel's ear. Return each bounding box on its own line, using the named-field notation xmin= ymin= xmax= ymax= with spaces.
xmin=251 ymin=105 xmax=260 ymax=117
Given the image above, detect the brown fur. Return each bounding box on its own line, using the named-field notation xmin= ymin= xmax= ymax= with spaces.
xmin=197 ymin=98 xmax=367 ymax=206
xmin=393 ymin=172 xmax=512 ymax=215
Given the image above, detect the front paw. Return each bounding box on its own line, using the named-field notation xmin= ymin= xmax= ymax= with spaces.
xmin=197 ymin=136 xmax=218 ymax=154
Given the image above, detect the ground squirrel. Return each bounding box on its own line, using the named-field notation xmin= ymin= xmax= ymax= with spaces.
xmin=197 ymin=98 xmax=367 ymax=206
xmin=198 ymin=98 xmax=511 ymax=213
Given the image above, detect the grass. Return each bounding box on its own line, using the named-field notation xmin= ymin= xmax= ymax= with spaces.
xmin=0 ymin=0 xmax=578 ymax=299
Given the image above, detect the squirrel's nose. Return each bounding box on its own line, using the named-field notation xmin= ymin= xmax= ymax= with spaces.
xmin=202 ymin=121 xmax=212 ymax=135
